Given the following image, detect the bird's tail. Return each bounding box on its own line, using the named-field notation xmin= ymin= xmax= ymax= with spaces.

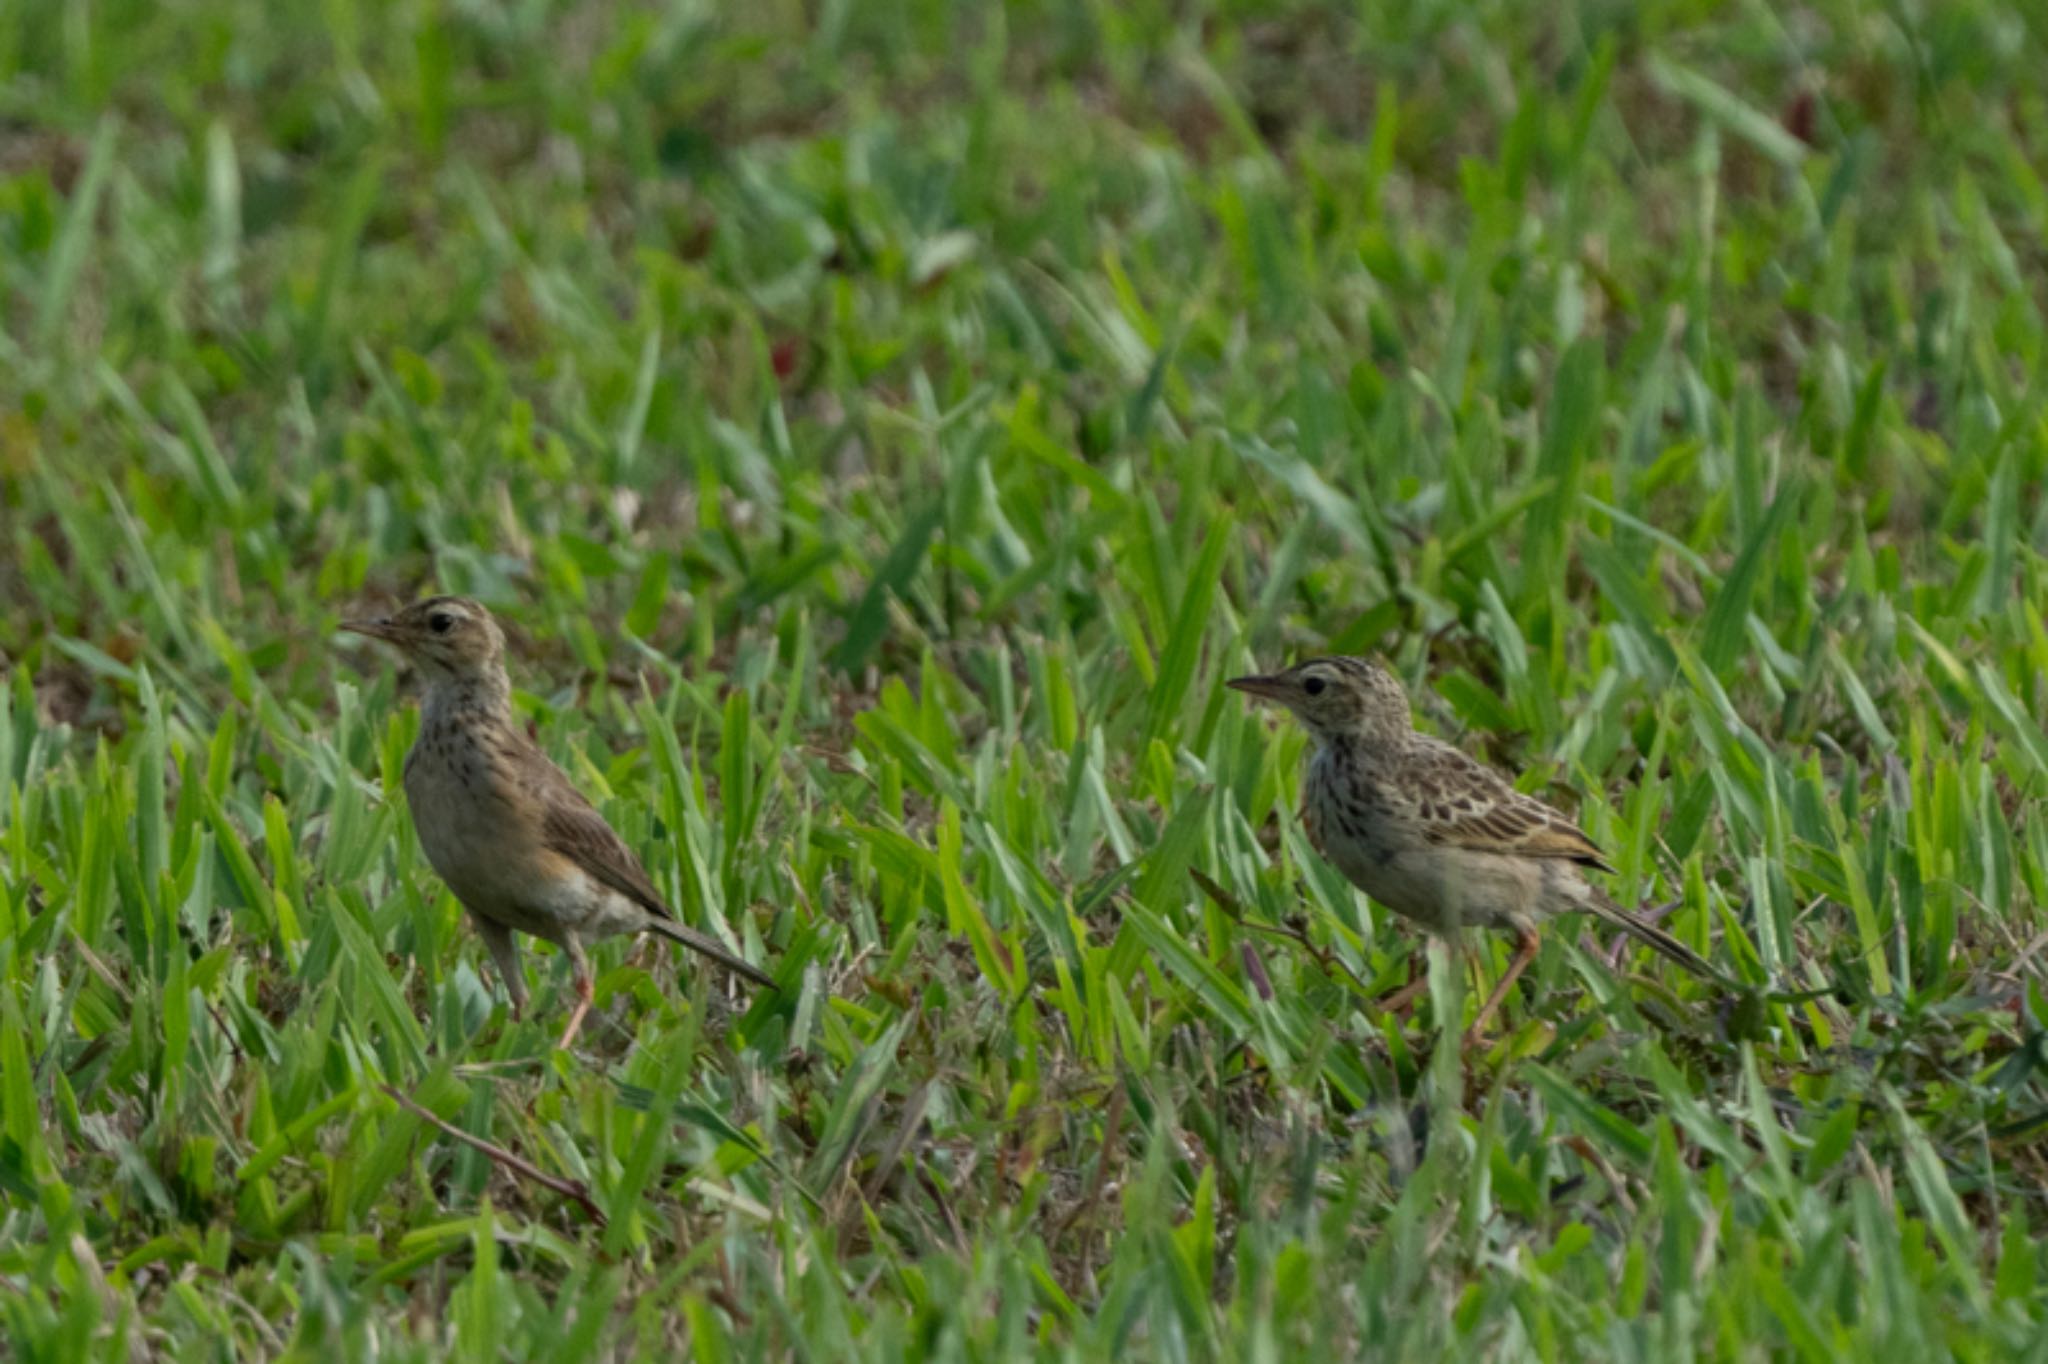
xmin=646 ymin=917 xmax=777 ymax=991
xmin=1584 ymin=891 xmax=1737 ymax=988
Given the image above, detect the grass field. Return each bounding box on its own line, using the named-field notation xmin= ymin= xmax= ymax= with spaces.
xmin=6 ymin=0 xmax=2048 ymax=1357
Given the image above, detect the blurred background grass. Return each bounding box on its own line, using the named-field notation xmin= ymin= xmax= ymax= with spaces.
xmin=5 ymin=0 xmax=2048 ymax=1357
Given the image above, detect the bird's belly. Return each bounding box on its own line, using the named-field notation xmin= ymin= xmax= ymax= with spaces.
xmin=402 ymin=735 xmax=657 ymax=950
xmin=1322 ymin=830 xmax=1534 ymax=936
xmin=404 ymin=747 xmax=558 ymax=936
xmin=1320 ymin=831 xmax=1444 ymax=926
xmin=491 ymin=867 xmax=645 ymax=945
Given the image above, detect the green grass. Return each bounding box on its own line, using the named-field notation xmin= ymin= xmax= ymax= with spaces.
xmin=5 ymin=0 xmax=2048 ymax=1357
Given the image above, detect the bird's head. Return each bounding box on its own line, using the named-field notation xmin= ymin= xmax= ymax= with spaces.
xmin=341 ymin=595 xmax=506 ymax=683
xmin=1227 ymin=655 xmax=1412 ymax=743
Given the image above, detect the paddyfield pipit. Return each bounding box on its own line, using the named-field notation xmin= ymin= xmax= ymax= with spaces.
xmin=343 ymin=596 xmax=775 ymax=1049
xmin=1229 ymin=656 xmax=1716 ymax=1039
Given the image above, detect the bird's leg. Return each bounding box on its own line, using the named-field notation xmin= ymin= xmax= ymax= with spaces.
xmin=556 ymin=977 xmax=593 ymax=1052
xmin=556 ymin=941 xmax=595 ymax=1052
xmin=477 ymin=918 xmax=527 ymax=1026
xmin=1465 ymin=926 xmax=1540 ymax=1044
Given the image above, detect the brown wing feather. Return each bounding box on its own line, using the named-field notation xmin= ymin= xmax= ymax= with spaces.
xmin=541 ymin=793 xmax=677 ymax=919
xmin=1399 ymin=737 xmax=1614 ymax=871
xmin=525 ymin=744 xmax=775 ymax=990
xmin=530 ymin=766 xmax=676 ymax=920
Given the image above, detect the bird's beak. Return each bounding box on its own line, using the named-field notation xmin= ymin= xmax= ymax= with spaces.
xmin=340 ymin=616 xmax=397 ymax=641
xmin=1226 ymin=674 xmax=1292 ymax=702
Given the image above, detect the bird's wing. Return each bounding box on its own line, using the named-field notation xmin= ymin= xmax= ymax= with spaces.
xmin=541 ymin=795 xmax=674 ymax=918
xmin=535 ymin=766 xmax=776 ymax=989
xmin=1394 ymin=736 xmax=1614 ymax=871
xmin=536 ymin=775 xmax=676 ymax=920
xmin=536 ymin=782 xmax=774 ymax=983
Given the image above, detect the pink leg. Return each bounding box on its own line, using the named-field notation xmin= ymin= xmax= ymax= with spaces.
xmin=1465 ymin=926 xmax=1541 ymax=1045
xmin=556 ymin=945 xmax=594 ymax=1051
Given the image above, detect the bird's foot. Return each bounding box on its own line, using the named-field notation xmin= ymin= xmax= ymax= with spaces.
xmin=555 ymin=1003 xmax=589 ymax=1052
xmin=555 ymin=976 xmax=595 ymax=1053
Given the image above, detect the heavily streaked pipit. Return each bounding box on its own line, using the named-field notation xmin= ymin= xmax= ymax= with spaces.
xmin=343 ymin=595 xmax=774 ymax=1048
xmin=1228 ymin=655 xmax=1715 ymax=1040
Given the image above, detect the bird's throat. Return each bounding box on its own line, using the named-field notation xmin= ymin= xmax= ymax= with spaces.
xmin=420 ymin=666 xmax=513 ymax=731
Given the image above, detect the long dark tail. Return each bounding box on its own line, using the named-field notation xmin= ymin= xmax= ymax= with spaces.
xmin=1584 ymin=892 xmax=1735 ymax=988
xmin=646 ymin=917 xmax=777 ymax=990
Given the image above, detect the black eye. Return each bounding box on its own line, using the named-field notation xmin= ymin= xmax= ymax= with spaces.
xmin=1303 ymin=676 xmax=1326 ymax=695
xmin=429 ymin=613 xmax=453 ymax=634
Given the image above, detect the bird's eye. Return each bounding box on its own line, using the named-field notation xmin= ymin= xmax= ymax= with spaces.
xmin=1303 ymin=676 xmax=1326 ymax=696
xmin=429 ymin=613 xmax=453 ymax=634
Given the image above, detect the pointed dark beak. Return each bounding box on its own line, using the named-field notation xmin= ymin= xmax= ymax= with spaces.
xmin=340 ymin=616 xmax=397 ymax=641
xmin=1226 ymin=674 xmax=1291 ymax=701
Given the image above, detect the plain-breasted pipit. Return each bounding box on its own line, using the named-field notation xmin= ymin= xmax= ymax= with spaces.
xmin=343 ymin=596 xmax=774 ymax=1048
xmin=1229 ymin=656 xmax=1715 ymax=1039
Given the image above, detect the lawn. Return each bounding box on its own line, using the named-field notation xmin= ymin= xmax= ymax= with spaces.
xmin=5 ymin=0 xmax=2048 ymax=1358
